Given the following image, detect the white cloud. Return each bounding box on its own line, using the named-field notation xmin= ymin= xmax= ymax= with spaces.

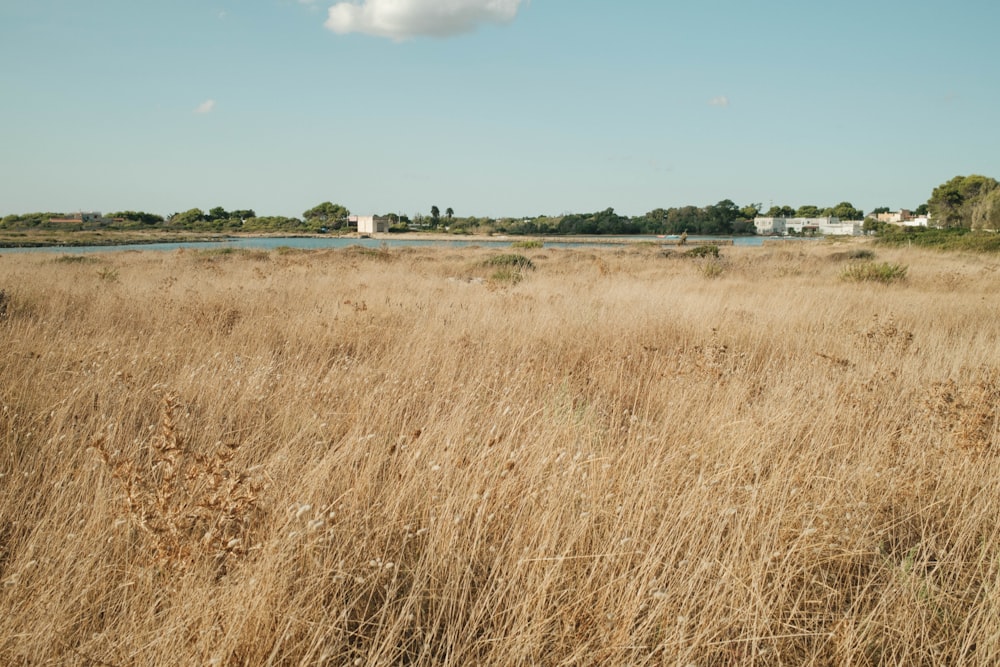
xmin=194 ymin=99 xmax=216 ymax=114
xmin=708 ymin=96 xmax=730 ymax=107
xmin=325 ymin=0 xmax=524 ymax=40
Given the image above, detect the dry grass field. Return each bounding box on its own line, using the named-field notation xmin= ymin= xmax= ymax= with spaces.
xmin=2 ymin=240 xmax=1000 ymax=665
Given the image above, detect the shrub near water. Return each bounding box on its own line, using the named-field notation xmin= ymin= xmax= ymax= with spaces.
xmin=2 ymin=243 xmax=1000 ymax=665
xmin=482 ymin=253 xmax=535 ymax=269
xmin=683 ymin=244 xmax=720 ymax=258
xmin=482 ymin=253 xmax=535 ymax=286
xmin=829 ymin=248 xmax=876 ymax=262
xmin=53 ymin=255 xmax=98 ymax=264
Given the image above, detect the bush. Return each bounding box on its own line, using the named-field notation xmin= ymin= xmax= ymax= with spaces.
xmin=511 ymin=240 xmax=543 ymax=249
xmin=488 ymin=267 xmax=525 ymax=287
xmin=97 ymin=267 xmax=120 ymax=282
xmin=196 ymin=247 xmax=240 ymax=258
xmin=700 ymin=259 xmax=725 ymax=278
xmin=483 ymin=254 xmax=535 ymax=270
xmin=684 ymin=245 xmax=720 ymax=258
xmin=841 ymin=261 xmax=908 ymax=284
xmin=344 ymin=243 xmax=393 ymax=260
xmin=196 ymin=247 xmax=270 ymax=262
xmin=848 ymin=248 xmax=876 ymax=260
xmin=53 ymin=255 xmax=98 ymax=264
xmin=829 ymin=248 xmax=876 ymax=262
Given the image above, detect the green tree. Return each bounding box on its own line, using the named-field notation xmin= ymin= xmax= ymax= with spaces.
xmin=928 ymin=175 xmax=1000 ymax=228
xmin=430 ymin=205 xmax=440 ymax=225
xmin=303 ymin=202 xmax=350 ymax=229
xmin=863 ymin=217 xmax=888 ymax=235
xmin=242 ymin=216 xmax=302 ymax=231
xmin=1 ymin=212 xmax=64 ymax=228
xmin=739 ymin=203 xmax=762 ymax=220
xmin=170 ymin=208 xmax=205 ymax=227
xmin=796 ymin=205 xmax=820 ymax=218
xmin=230 ymin=209 xmax=256 ymax=221
xmin=669 ymin=206 xmax=702 ymax=233
xmin=702 ymin=199 xmax=739 ymax=234
xmin=765 ymin=205 xmax=795 ymax=217
xmin=640 ymin=208 xmax=670 ymax=234
xmin=445 ymin=207 xmax=454 ymax=221
xmin=829 ymin=202 xmax=863 ymax=221
xmin=208 ymin=206 xmax=229 ymax=222
xmin=108 ymin=211 xmax=164 ymax=225
xmin=871 ymin=206 xmax=891 ymax=215
xmin=972 ymin=189 xmax=1000 ymax=231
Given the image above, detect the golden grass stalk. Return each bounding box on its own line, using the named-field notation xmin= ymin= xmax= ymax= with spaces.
xmin=1 ymin=241 xmax=999 ymax=664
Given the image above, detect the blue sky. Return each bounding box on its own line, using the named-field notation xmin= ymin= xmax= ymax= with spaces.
xmin=2 ymin=0 xmax=999 ymax=219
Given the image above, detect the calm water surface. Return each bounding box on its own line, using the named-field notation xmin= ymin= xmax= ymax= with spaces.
xmin=0 ymin=235 xmax=768 ymax=254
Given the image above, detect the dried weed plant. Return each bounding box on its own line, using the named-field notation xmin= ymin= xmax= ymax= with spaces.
xmin=926 ymin=367 xmax=1000 ymax=453
xmin=90 ymin=394 xmax=265 ymax=574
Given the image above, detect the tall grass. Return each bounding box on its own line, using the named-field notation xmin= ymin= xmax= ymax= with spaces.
xmin=2 ymin=242 xmax=1000 ymax=664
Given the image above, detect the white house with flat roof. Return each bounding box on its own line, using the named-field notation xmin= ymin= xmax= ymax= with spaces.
xmin=754 ymin=216 xmax=862 ymax=236
xmin=350 ymin=215 xmax=391 ymax=234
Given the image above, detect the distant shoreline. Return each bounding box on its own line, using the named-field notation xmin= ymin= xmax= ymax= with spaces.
xmin=0 ymin=231 xmax=235 ymax=249
xmin=0 ymin=230 xmax=749 ymax=249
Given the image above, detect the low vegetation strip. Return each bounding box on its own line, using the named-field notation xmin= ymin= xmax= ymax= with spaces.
xmin=0 ymin=230 xmax=234 ymax=248
xmin=876 ymin=227 xmax=1000 ymax=252
xmin=1 ymin=242 xmax=999 ymax=664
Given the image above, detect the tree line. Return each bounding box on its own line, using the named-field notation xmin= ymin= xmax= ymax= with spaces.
xmin=0 ymin=199 xmax=868 ymax=236
xmin=3 ymin=175 xmax=998 ymax=235
xmin=926 ymin=175 xmax=1000 ymax=230
xmin=0 ymin=202 xmax=355 ymax=234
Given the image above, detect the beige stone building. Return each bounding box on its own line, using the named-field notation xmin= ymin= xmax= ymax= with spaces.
xmin=351 ymin=215 xmax=391 ymax=234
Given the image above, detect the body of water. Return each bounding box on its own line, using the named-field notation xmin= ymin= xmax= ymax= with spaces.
xmin=0 ymin=235 xmax=769 ymax=254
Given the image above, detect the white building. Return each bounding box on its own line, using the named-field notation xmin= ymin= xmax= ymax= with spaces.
xmin=874 ymin=209 xmax=930 ymax=228
xmin=351 ymin=215 xmax=391 ymax=234
xmin=875 ymin=210 xmax=912 ymax=224
xmin=754 ymin=216 xmax=862 ymax=236
xmin=821 ymin=219 xmax=864 ymax=235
